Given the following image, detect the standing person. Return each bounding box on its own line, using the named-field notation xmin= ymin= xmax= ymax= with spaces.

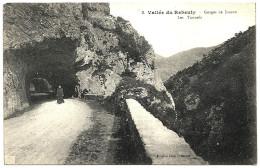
xmin=56 ymin=85 xmax=64 ymax=104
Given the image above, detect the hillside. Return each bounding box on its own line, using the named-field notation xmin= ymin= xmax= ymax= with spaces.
xmin=155 ymin=54 xmax=164 ymax=60
xmin=165 ymin=26 xmax=256 ymax=164
xmin=155 ymin=46 xmax=217 ymax=81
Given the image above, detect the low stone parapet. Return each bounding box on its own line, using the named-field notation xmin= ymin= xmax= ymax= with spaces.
xmin=126 ymin=98 xmax=208 ymax=165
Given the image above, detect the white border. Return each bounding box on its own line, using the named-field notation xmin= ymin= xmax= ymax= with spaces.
xmin=0 ymin=0 xmax=258 ymax=168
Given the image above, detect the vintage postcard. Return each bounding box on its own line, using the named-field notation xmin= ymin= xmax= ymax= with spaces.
xmin=2 ymin=1 xmax=257 ymax=165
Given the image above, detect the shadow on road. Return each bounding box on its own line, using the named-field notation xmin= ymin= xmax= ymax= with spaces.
xmin=65 ymin=99 xmax=151 ymax=165
xmin=4 ymin=95 xmax=56 ymax=120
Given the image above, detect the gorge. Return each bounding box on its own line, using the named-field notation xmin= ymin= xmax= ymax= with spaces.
xmin=3 ymin=3 xmax=256 ymax=165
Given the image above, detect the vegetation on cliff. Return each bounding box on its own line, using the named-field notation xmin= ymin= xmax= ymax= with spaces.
xmin=165 ymin=26 xmax=256 ymax=164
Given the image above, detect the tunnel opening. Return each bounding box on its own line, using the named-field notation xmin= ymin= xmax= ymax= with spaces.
xmin=29 ymin=77 xmax=54 ymax=103
xmin=15 ymin=36 xmax=79 ymax=104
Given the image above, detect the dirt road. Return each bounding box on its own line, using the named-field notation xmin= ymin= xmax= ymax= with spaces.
xmin=4 ymin=99 xmax=93 ymax=164
xmin=4 ymin=98 xmax=205 ymax=165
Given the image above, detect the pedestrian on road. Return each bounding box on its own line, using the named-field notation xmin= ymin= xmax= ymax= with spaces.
xmin=56 ymin=85 xmax=64 ymax=104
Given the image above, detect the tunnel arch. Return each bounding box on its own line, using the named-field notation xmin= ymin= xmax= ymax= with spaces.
xmin=12 ymin=36 xmax=79 ymax=103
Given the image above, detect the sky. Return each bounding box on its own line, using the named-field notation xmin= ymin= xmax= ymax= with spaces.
xmin=110 ymin=3 xmax=255 ymax=57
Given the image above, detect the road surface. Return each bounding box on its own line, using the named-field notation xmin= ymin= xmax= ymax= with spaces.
xmin=4 ymin=99 xmax=93 ymax=164
xmin=4 ymin=98 xmax=208 ymax=165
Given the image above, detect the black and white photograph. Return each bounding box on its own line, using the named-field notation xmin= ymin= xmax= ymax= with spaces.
xmin=1 ymin=0 xmax=257 ymax=166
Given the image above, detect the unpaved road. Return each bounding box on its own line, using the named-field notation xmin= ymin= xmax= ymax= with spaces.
xmin=4 ymin=98 xmax=207 ymax=165
xmin=4 ymin=99 xmax=93 ymax=164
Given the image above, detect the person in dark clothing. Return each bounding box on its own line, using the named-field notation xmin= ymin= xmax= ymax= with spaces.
xmin=56 ymin=85 xmax=64 ymax=104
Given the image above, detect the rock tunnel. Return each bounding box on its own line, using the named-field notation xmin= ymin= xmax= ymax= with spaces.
xmin=3 ymin=3 xmax=158 ymax=119
xmin=4 ymin=36 xmax=79 ymax=118
xmin=25 ymin=37 xmax=79 ymax=98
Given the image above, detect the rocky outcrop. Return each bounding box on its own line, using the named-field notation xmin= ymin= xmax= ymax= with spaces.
xmin=74 ymin=9 xmax=161 ymax=96
xmin=3 ymin=3 xmax=174 ymax=119
xmin=106 ymin=76 xmax=176 ymax=137
xmin=4 ymin=3 xmax=83 ymax=50
xmin=165 ymin=26 xmax=256 ymax=164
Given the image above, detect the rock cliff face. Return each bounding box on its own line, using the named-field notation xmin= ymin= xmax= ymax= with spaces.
xmin=4 ymin=51 xmax=30 ymax=118
xmin=3 ymin=3 xmax=173 ymax=118
xmin=165 ymin=26 xmax=256 ymax=164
